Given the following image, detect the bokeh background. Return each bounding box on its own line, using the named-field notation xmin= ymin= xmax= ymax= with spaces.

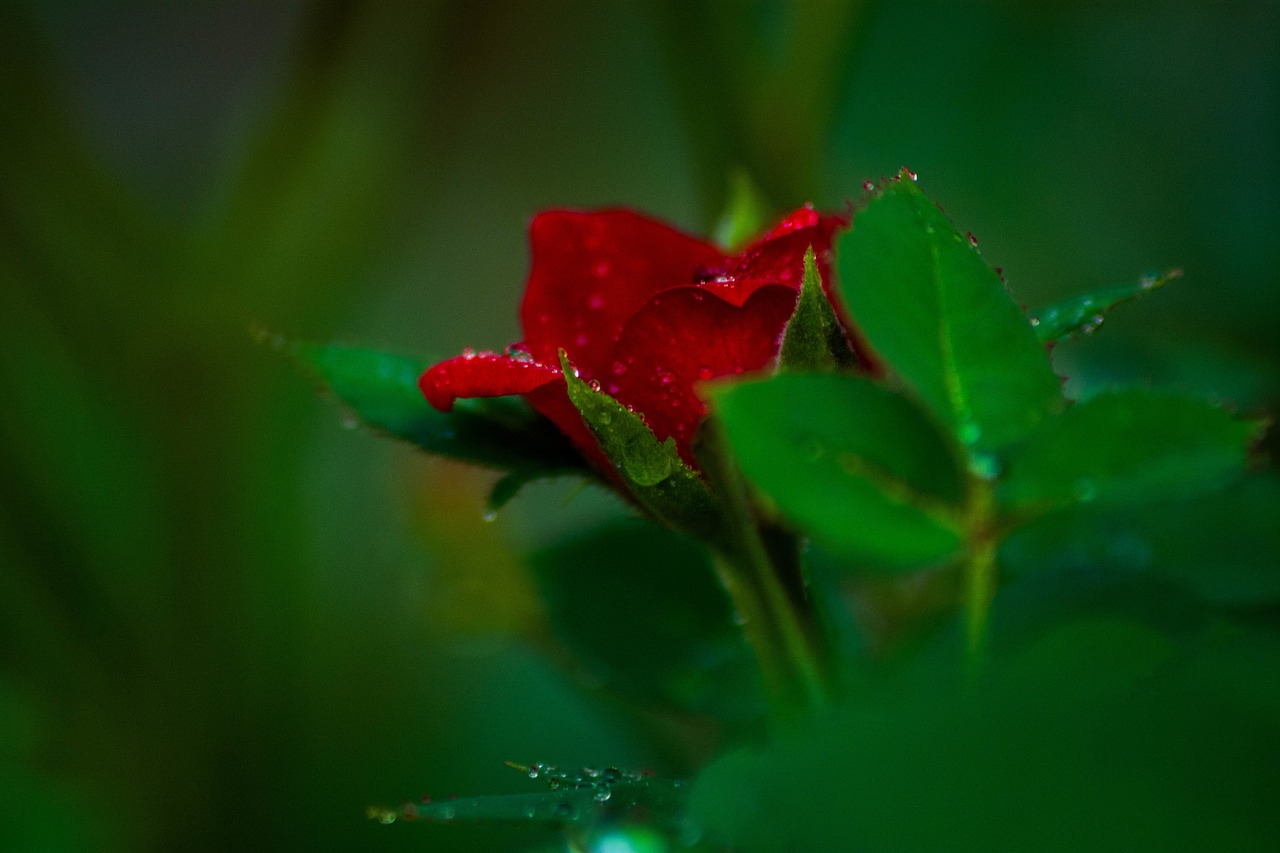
xmin=2 ymin=2 xmax=1276 ymax=851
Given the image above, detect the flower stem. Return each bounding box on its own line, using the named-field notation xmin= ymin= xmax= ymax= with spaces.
xmin=698 ymin=419 xmax=832 ymax=722
xmin=962 ymin=477 xmax=998 ymax=672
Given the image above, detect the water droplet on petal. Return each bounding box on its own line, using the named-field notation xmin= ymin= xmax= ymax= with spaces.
xmin=610 ymin=361 xmax=628 ymax=376
xmin=903 ymin=167 xmax=918 ymax=181
xmin=697 ymin=366 xmax=714 ymax=380
xmin=588 ymin=293 xmax=605 ymax=310
xmin=461 ymin=346 xmax=476 ymax=359
xmin=574 ymin=333 xmax=589 ymax=347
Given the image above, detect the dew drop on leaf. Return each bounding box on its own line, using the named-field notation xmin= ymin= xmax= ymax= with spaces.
xmin=593 ymin=788 xmax=612 ymax=803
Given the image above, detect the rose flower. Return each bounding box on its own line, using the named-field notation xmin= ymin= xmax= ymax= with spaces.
xmin=420 ymin=207 xmax=862 ymax=474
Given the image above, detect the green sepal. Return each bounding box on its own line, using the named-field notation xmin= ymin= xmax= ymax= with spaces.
xmin=286 ymin=340 xmax=587 ymax=475
xmin=559 ymin=350 xmax=720 ymax=536
xmin=837 ymin=170 xmax=1063 ymax=454
xmin=998 ymin=389 xmax=1265 ymax=511
xmin=712 ymin=373 xmax=967 ymax=569
xmin=1030 ymin=269 xmax=1181 ymax=344
xmin=778 ymin=246 xmax=859 ymax=372
xmin=715 ymin=170 xmax=772 ymax=251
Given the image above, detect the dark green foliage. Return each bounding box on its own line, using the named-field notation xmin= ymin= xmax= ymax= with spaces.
xmin=999 ymin=388 xmax=1264 ymax=508
xmin=527 ymin=522 xmax=762 ymax=721
xmin=1002 ymin=474 xmax=1280 ymax=607
xmin=691 ymin=618 xmax=1280 ymax=852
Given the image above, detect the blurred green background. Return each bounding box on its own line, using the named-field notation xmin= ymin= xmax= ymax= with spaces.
xmin=1 ymin=2 xmax=1276 ymax=851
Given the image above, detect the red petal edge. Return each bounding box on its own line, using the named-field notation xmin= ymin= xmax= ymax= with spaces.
xmin=420 ymin=352 xmax=561 ymax=412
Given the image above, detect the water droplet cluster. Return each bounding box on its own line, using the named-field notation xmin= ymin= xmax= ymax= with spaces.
xmin=512 ymin=762 xmax=642 ymax=810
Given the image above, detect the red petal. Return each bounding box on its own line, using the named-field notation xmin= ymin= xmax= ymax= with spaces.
xmin=608 ymin=284 xmax=799 ymax=465
xmin=732 ymin=210 xmax=881 ymax=371
xmin=731 ymin=211 xmax=848 ymax=292
xmin=520 ymin=210 xmax=728 ymax=378
xmin=420 ymin=351 xmax=615 ymax=476
xmin=419 ymin=351 xmax=561 ymax=411
xmin=752 ymin=206 xmax=821 ymax=242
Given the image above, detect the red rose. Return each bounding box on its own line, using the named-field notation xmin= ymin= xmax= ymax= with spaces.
xmin=420 ymin=207 xmax=859 ymax=473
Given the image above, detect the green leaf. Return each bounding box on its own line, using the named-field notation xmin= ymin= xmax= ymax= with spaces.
xmin=778 ymin=246 xmax=857 ymax=372
xmin=1030 ymin=269 xmax=1181 ymax=343
xmin=712 ymin=373 xmax=966 ymax=569
xmin=375 ymin=764 xmax=689 ymax=832
xmin=559 ymin=351 xmax=720 ymax=537
xmin=998 ymin=389 xmax=1263 ymax=509
xmin=691 ymin=618 xmax=1280 ymax=852
xmin=287 ymin=340 xmax=586 ymax=475
xmin=528 ymin=521 xmax=762 ymax=722
xmin=714 ymin=170 xmax=772 ymax=251
xmin=1001 ymin=475 xmax=1280 ymax=606
xmin=837 ymin=172 xmax=1063 ymax=453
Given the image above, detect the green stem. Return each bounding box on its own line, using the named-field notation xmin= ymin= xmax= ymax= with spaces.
xmin=699 ymin=419 xmax=831 ymax=722
xmin=962 ymin=477 xmax=998 ymax=671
